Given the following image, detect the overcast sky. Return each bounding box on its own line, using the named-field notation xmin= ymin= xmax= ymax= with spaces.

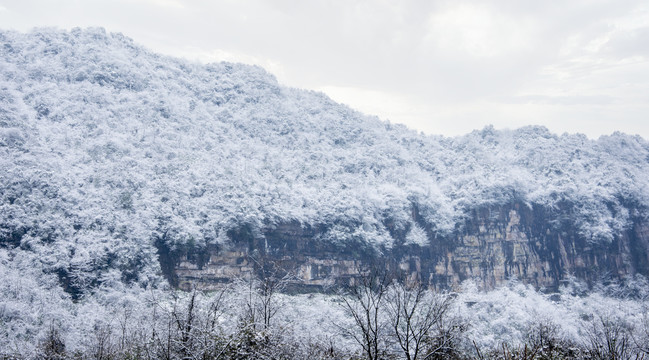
xmin=1 ymin=0 xmax=648 ymax=138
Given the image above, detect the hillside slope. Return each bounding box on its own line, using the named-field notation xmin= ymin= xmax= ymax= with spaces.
xmin=1 ymin=28 xmax=649 ymax=295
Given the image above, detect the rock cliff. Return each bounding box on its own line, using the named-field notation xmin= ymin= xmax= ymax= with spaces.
xmin=168 ymin=202 xmax=649 ymax=291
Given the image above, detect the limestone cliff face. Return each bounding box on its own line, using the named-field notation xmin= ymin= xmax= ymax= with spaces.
xmin=432 ymin=203 xmax=649 ymax=290
xmin=167 ymin=202 xmax=649 ymax=291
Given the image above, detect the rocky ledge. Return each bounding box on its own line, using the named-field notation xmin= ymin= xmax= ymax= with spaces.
xmin=158 ymin=202 xmax=649 ymax=292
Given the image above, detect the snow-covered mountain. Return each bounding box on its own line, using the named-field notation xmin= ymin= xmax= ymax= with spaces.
xmin=1 ymin=28 xmax=649 ymax=297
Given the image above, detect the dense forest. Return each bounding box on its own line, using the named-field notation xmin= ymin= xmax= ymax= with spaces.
xmin=2 ymin=28 xmax=649 ymax=358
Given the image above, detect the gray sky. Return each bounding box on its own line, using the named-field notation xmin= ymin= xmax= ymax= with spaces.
xmin=1 ymin=0 xmax=648 ymax=138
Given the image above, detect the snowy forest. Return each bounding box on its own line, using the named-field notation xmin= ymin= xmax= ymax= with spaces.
xmin=2 ymin=28 xmax=649 ymax=359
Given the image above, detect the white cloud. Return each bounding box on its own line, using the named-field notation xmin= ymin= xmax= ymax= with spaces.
xmin=424 ymin=3 xmax=534 ymax=58
xmin=138 ymin=0 xmax=185 ymax=9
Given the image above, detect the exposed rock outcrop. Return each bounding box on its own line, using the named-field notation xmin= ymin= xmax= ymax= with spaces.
xmin=169 ymin=202 xmax=649 ymax=291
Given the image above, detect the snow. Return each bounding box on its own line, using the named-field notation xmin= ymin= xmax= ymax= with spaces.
xmin=1 ymin=27 xmax=649 ymax=357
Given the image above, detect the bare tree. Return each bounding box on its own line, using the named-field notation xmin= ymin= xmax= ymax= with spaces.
xmin=112 ymin=306 xmax=152 ymax=359
xmin=337 ymin=266 xmax=391 ymax=360
xmin=38 ymin=325 xmax=66 ymax=360
xmin=586 ymin=314 xmax=634 ymax=360
xmin=171 ymin=289 xmax=198 ymax=358
xmin=257 ymin=268 xmax=285 ymax=331
xmin=385 ymin=280 xmax=454 ymax=360
xmin=632 ymin=308 xmax=649 ymax=356
xmin=170 ymin=286 xmax=233 ymax=359
xmin=92 ymin=321 xmax=115 ymax=360
xmin=144 ymin=286 xmax=231 ymax=360
xmin=243 ymin=255 xmax=291 ymax=332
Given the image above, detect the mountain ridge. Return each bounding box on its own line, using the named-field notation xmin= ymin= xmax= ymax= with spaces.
xmin=1 ymin=27 xmax=649 ymax=295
